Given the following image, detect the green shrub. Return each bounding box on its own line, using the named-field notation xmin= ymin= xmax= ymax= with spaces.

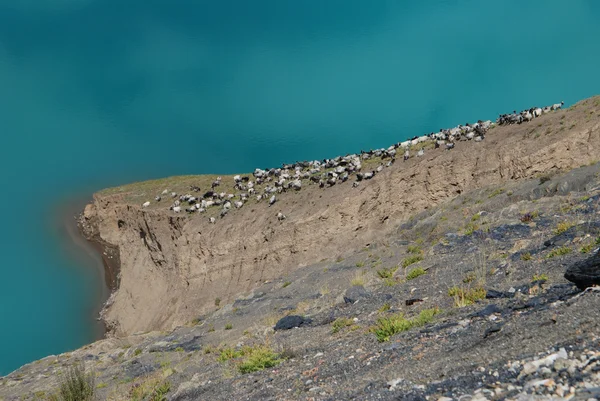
xmin=448 ymin=286 xmax=486 ymax=307
xmin=218 ymin=344 xmax=285 ymax=374
xmin=218 ymin=347 xmax=243 ymax=362
xmin=331 ymin=317 xmax=354 ymax=334
xmin=532 ymin=274 xmax=549 ymax=282
xmin=372 ymin=308 xmax=440 ymax=342
xmin=407 ymin=245 xmax=422 ymax=254
xmin=224 ymin=323 xmax=233 ymax=330
xmin=488 ymin=188 xmax=504 ymax=198
xmin=581 ymin=243 xmax=595 ymax=254
xmin=282 ymin=281 xmax=292 ymax=288
xmin=520 ymin=252 xmax=532 ymax=261
xmin=238 ymin=346 xmax=283 ymax=374
xmin=54 ymin=363 xmax=95 ymax=401
xmin=134 ymin=348 xmax=142 ymax=356
xmin=546 ymin=246 xmax=572 ymax=259
xmin=406 ymin=267 xmax=426 ymax=280
xmin=376 ymin=267 xmax=397 ymax=279
xmin=351 ymin=273 xmax=365 ymax=286
xmin=402 ymin=255 xmax=423 ymax=268
xmin=554 ymin=222 xmax=574 ymax=235
xmin=383 ymin=278 xmax=397 ymax=287
xmin=464 ymin=223 xmax=479 ymax=236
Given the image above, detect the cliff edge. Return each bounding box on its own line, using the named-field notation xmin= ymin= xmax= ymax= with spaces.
xmin=81 ymin=97 xmax=600 ymax=337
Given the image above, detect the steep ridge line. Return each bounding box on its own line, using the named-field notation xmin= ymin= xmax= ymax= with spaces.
xmin=80 ymin=97 xmax=600 ymax=337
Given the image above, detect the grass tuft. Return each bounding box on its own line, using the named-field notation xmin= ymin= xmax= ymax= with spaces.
xmin=464 ymin=222 xmax=479 ymax=236
xmin=51 ymin=363 xmax=95 ymax=401
xmin=546 ymin=246 xmax=572 ymax=259
xmin=331 ymin=317 xmax=354 ymax=334
xmin=238 ymin=346 xmax=283 ymax=374
xmin=402 ymin=255 xmax=423 ymax=268
xmin=406 ymin=267 xmax=426 ymax=280
xmin=351 ymin=273 xmax=365 ymax=286
xmin=372 ymin=308 xmax=440 ymax=342
xmin=554 ymin=221 xmax=574 ymax=235
xmin=376 ymin=266 xmax=397 ymax=279
xmin=520 ymin=252 xmax=532 ymax=261
xmin=407 ymin=245 xmax=422 ymax=254
xmin=448 ymin=286 xmax=486 ymax=308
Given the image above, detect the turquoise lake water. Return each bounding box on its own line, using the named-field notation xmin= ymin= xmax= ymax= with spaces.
xmin=1 ymin=0 xmax=599 ymax=375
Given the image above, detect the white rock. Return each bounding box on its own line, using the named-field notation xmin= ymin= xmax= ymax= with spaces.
xmin=521 ymin=348 xmax=568 ymax=376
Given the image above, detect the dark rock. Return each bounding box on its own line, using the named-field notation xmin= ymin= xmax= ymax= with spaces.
xmin=483 ymin=324 xmax=503 ymax=338
xmin=489 ymin=224 xmax=531 ymax=242
xmin=405 ymin=298 xmax=424 ymax=306
xmin=344 ymin=285 xmax=370 ymax=304
xmin=274 ymin=315 xmax=311 ymax=331
xmin=470 ymin=304 xmax=501 ymax=318
xmin=565 ymin=251 xmax=600 ymax=289
xmin=124 ymin=359 xmax=156 ymax=379
xmin=486 ymin=289 xmax=513 ymax=299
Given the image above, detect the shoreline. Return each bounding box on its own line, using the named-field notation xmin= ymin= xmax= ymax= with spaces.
xmin=53 ymin=197 xmax=118 ymax=340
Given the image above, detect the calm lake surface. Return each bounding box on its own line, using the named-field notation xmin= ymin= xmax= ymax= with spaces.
xmin=0 ymin=0 xmax=599 ymax=374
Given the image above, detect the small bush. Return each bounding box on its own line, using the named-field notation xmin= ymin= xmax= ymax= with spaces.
xmin=488 ymin=188 xmax=504 ymax=198
xmin=546 ymin=246 xmax=572 ymax=259
xmin=462 ymin=273 xmax=476 ymax=283
xmin=448 ymin=286 xmax=486 ymax=307
xmin=581 ymin=243 xmax=595 ymax=254
xmin=351 ymin=273 xmax=365 ymax=286
xmin=532 ymin=274 xmax=549 ymax=282
xmin=218 ymin=347 xmax=243 ymax=362
xmin=224 ymin=323 xmax=233 ymax=330
xmin=331 ymin=317 xmax=354 ymax=334
xmin=378 ymin=303 xmax=391 ymax=313
xmin=383 ymin=278 xmax=397 ymax=287
xmin=376 ymin=267 xmax=397 ymax=279
xmin=402 ymin=255 xmax=423 ymax=268
xmin=520 ymin=252 xmax=532 ymax=261
xmin=471 ymin=213 xmax=481 ymax=222
xmin=134 ymin=348 xmax=142 ymax=356
xmin=554 ymin=221 xmax=574 ymax=235
xmin=238 ymin=346 xmax=283 ymax=374
xmin=407 ymin=245 xmax=422 ymax=254
xmin=54 ymin=363 xmax=95 ymax=401
xmin=355 ymin=261 xmax=365 ymax=268
xmin=372 ymin=308 xmax=440 ymax=342
xmin=520 ymin=212 xmax=537 ymax=223
xmin=127 ymin=376 xmax=171 ymax=401
xmin=464 ymin=223 xmax=479 ymax=236
xmin=215 ymin=298 xmax=221 ymax=307
xmin=406 ymin=267 xmax=426 ymax=280
xmin=282 ymin=281 xmax=292 ymax=288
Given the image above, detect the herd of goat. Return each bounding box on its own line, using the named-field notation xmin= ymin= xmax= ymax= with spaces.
xmin=139 ymin=101 xmax=566 ymax=223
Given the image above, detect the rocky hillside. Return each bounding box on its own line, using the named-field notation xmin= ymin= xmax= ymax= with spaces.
xmin=82 ymin=97 xmax=598 ymax=338
xmin=1 ymin=97 xmax=600 ymax=400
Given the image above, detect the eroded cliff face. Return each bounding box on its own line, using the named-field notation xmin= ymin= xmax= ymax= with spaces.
xmin=82 ymin=98 xmax=600 ymax=336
